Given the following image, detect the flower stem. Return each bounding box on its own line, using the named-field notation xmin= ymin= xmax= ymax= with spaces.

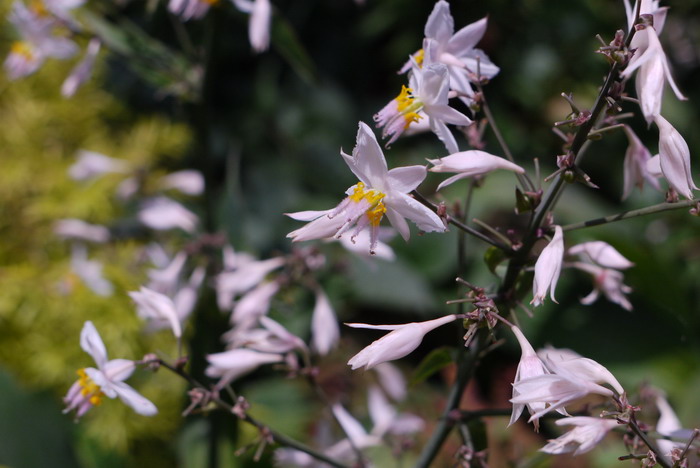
xmin=562 ymin=199 xmax=699 ymax=232
xmin=627 ymin=414 xmax=672 ymax=468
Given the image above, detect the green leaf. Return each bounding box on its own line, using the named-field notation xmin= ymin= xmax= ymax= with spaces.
xmin=409 ymin=347 xmax=454 ymax=386
xmin=484 ymin=246 xmax=507 ymax=275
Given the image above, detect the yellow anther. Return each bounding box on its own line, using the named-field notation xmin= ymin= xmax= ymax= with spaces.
xmin=10 ymin=41 xmax=35 ymax=60
xmin=403 ymin=111 xmax=423 ymax=129
xmin=30 ymin=0 xmax=49 ymax=16
xmin=396 ymin=86 xmax=415 ymax=113
xmin=76 ymin=368 xmax=105 ymax=406
xmin=414 ymin=49 xmax=425 ymax=68
xmin=349 ymin=182 xmax=367 ymax=202
xmin=366 ymin=202 xmax=386 ymax=226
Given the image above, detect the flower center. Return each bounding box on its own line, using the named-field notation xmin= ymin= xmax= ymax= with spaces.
xmin=10 ymin=41 xmax=35 ymax=61
xmin=395 ymin=86 xmax=423 ymax=129
xmin=77 ymin=368 xmax=105 ymax=406
xmin=348 ymin=182 xmax=386 ymax=226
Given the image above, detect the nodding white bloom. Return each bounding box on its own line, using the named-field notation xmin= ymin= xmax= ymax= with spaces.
xmin=216 ymin=254 xmax=285 ymax=311
xmin=231 ymin=0 xmax=271 ymax=53
xmin=61 ymin=39 xmax=100 ymax=98
xmin=160 ymin=170 xmax=205 ymax=196
xmin=622 ymin=125 xmax=661 ymax=199
xmin=229 ymin=316 xmax=306 ymax=354
xmin=375 ymin=58 xmax=472 ymax=153
xmin=205 ymin=348 xmax=283 ymax=388
xmin=655 ymin=115 xmax=697 ymax=200
xmin=129 ymin=287 xmax=182 ymax=339
xmin=68 ymin=150 xmax=129 ymax=181
xmin=539 ymin=349 xmax=624 ymax=396
xmin=531 ymin=226 xmax=564 ymax=307
xmin=70 ymin=245 xmax=113 ymax=296
xmin=311 ymin=288 xmax=339 ymax=356
xmin=63 ymin=321 xmax=157 ymax=419
xmin=509 ymin=326 xmax=550 ymax=431
xmin=573 ymin=262 xmax=633 ymax=311
xmin=568 ymin=241 xmax=634 ymax=270
xmin=138 ymin=197 xmax=199 ymax=233
xmin=624 ymin=0 xmax=668 ymax=33
xmin=346 ymin=314 xmax=456 ymax=370
xmin=230 ymin=280 xmax=280 ymax=326
xmin=655 ymin=394 xmax=687 ymax=456
xmin=168 ymin=0 xmax=215 ymax=21
xmin=4 ymin=1 xmax=78 ymax=80
xmin=368 ymin=386 xmax=424 ymax=437
xmin=400 ymin=0 xmax=499 ymax=106
xmin=428 ymin=150 xmax=525 ymax=191
xmin=55 ymin=219 xmax=110 ymax=243
xmin=374 ymin=362 xmax=407 ymax=401
xmin=540 ymin=417 xmax=619 ymax=455
xmin=326 ymin=403 xmax=382 ymax=459
xmin=287 ymin=122 xmax=446 ymax=254
xmin=621 ymin=25 xmax=686 ymax=123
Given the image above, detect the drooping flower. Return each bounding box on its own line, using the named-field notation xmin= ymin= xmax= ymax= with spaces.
xmin=400 ymin=0 xmax=499 ymax=105
xmin=573 ymin=262 xmax=633 ymax=311
xmin=138 ymin=197 xmax=199 ymax=233
xmin=70 ymin=245 xmax=113 ymax=296
xmin=367 ymin=386 xmax=424 ymax=437
xmin=531 ymin=226 xmax=564 ymax=306
xmin=539 ymin=349 xmax=625 ymax=396
xmin=215 ymin=253 xmax=285 ymax=311
xmin=160 ymin=170 xmax=205 ymax=196
xmin=540 ymin=417 xmax=619 ymax=455
xmin=63 ymin=321 xmax=157 ymax=419
xmin=287 ymin=122 xmax=446 ymax=254
xmin=61 ymin=39 xmax=100 ymax=98
xmin=129 ymin=286 xmax=182 ymax=339
xmin=428 ymin=150 xmax=525 ymax=190
xmin=68 ymin=150 xmax=129 ymax=181
xmin=654 ymin=115 xmax=697 ymax=200
xmin=346 ymin=314 xmax=456 ymax=370
xmin=509 ymin=326 xmax=550 ymax=431
xmin=375 ymin=58 xmax=472 ymax=153
xmin=55 ymin=219 xmax=110 ymax=243
xmin=567 ymin=241 xmax=634 ymax=270
xmin=205 ymin=348 xmax=283 ymax=388
xmin=311 ymin=288 xmax=340 ymax=356
xmin=622 ymin=125 xmax=662 ymax=199
xmin=230 ymin=0 xmax=271 ymax=53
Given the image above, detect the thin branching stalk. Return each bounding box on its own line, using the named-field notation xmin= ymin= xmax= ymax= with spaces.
xmin=562 ymin=199 xmax=700 ymax=231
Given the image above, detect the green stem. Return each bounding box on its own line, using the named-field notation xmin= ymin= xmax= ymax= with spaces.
xmin=562 ymin=199 xmax=699 ymax=231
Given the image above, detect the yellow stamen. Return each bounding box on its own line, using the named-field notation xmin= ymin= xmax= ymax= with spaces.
xmin=10 ymin=41 xmax=35 ymax=61
xmin=77 ymin=368 xmax=105 ymax=406
xmin=366 ymin=202 xmax=386 ymax=226
xmin=396 ymin=85 xmax=415 ymax=113
xmin=394 ymin=85 xmax=424 ymax=129
xmin=30 ymin=0 xmax=49 ymax=16
xmin=414 ymin=49 xmax=425 ymax=68
xmin=348 ymin=183 xmax=387 ymax=226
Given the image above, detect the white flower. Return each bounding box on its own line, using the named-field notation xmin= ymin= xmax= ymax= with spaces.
xmin=654 ymin=115 xmax=697 ymax=200
xmin=168 ymin=0 xmax=213 ymax=21
xmin=374 ymin=362 xmax=407 ymax=401
xmin=230 ymin=281 xmax=280 ymax=326
xmin=70 ymin=245 xmax=113 ymax=296
xmin=573 ymin=262 xmax=633 ymax=311
xmin=325 ymin=404 xmax=382 ymax=459
xmin=68 ymin=150 xmax=129 ymax=181
xmin=622 ymin=125 xmax=661 ymax=199
xmin=138 ymin=197 xmax=199 ymax=233
xmin=428 ymin=150 xmax=525 ymax=190
xmin=63 ymin=321 xmax=157 ymax=418
xmin=400 ymin=1 xmax=499 ymax=105
xmin=311 ymin=288 xmax=339 ymax=356
xmin=531 ymin=226 xmax=564 ymax=306
xmin=509 ymin=326 xmax=550 ymax=431
xmin=567 ymin=241 xmax=634 ymax=270
xmin=368 ymin=386 xmax=424 ymax=437
xmin=375 ymin=59 xmax=472 ymax=153
xmin=61 ymin=39 xmax=100 ymax=98
xmin=655 ymin=394 xmax=686 ymax=456
xmin=231 ymin=0 xmax=271 ymax=53
xmin=346 ymin=314 xmax=456 ymax=370
xmin=541 ymin=417 xmax=619 ymax=455
xmin=205 ymin=348 xmax=283 ymax=388
xmin=287 ymin=122 xmax=446 ymax=254
xmin=129 ymin=287 xmax=182 ymax=339
xmin=160 ymin=170 xmax=205 ymax=195
xmin=216 ymin=255 xmax=285 ymax=311
xmin=538 ymin=348 xmax=624 ymax=396
xmin=55 ymin=219 xmax=110 ymax=243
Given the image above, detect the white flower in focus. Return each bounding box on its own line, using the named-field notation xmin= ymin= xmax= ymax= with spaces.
xmin=531 ymin=226 xmax=564 ymax=307
xmin=138 ymin=197 xmax=198 ymax=233
xmin=61 ymin=39 xmax=100 ymax=98
xmin=55 ymin=219 xmax=110 ymax=243
xmin=568 ymin=241 xmax=634 ymax=270
xmin=428 ymin=150 xmax=525 ymax=190
xmin=622 ymin=125 xmax=661 ymax=199
xmin=654 ymin=115 xmax=697 ymax=200
xmin=63 ymin=321 xmax=157 ymax=418
xmin=538 ymin=348 xmax=625 ymax=396
xmin=205 ymin=348 xmax=283 ymax=388
xmin=541 ymin=417 xmax=619 ymax=455
xmin=231 ymin=0 xmax=271 ymax=53
xmin=287 ymin=122 xmax=446 ymax=254
xmin=160 ymin=170 xmax=205 ymax=195
xmin=375 ymin=59 xmax=472 ymax=153
xmin=347 ymin=314 xmax=456 ymax=370
xmin=509 ymin=326 xmax=550 ymax=431
xmin=68 ymin=150 xmax=129 ymax=181
xmin=311 ymin=288 xmax=339 ymax=356
xmin=401 ymin=1 xmax=499 ymax=105
xmin=129 ymin=287 xmax=182 ymax=339
xmin=70 ymin=245 xmax=113 ymax=296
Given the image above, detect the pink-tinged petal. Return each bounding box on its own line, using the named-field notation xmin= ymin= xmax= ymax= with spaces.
xmin=386 ymin=165 xmax=428 ymax=193
xmin=332 ymin=403 xmax=369 ymax=442
xmin=129 ymin=287 xmax=182 ymax=339
xmin=374 ymin=362 xmax=407 ymax=401
xmin=80 ymin=321 xmax=108 ymax=368
xmin=384 ymin=207 xmax=411 ymax=241
xmin=311 ymin=288 xmax=339 ymax=355
xmin=531 ymin=226 xmax=564 ymax=306
xmin=61 ymin=39 xmax=100 ymax=98
xmin=112 ymin=381 xmax=158 ymax=416
xmin=84 ymin=367 xmax=117 ymax=398
xmin=446 ymin=17 xmax=487 ymax=55
xmin=249 ymin=0 xmax=271 ymax=53
xmin=567 ymin=241 xmax=634 ymax=270
xmin=342 ymin=122 xmax=388 ymax=189
xmin=385 ymin=192 xmax=446 ymax=234
xmin=160 ymin=170 xmax=205 ymax=195
xmin=647 ymin=154 xmax=663 ymax=178
xmin=287 ymin=212 xmax=345 ymax=242
xmin=436 ymin=173 xmax=471 ymax=191
xmin=424 ymin=104 xmax=472 ymax=126
xmin=102 ymin=359 xmax=136 ymax=382
xmin=345 ymin=323 xmax=403 ymax=331
xmin=284 ymin=209 xmax=330 ymax=221
xmin=430 ymin=117 xmax=460 ymax=155
xmin=418 ymin=64 xmax=450 ymax=106
xmin=460 ymin=50 xmax=500 ymax=78
xmin=655 ymin=115 xmax=697 ymax=199
xmin=424 ymin=0 xmax=454 ymax=44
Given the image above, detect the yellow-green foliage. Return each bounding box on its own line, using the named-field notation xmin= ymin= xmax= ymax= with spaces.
xmin=0 ymin=52 xmax=190 ymax=456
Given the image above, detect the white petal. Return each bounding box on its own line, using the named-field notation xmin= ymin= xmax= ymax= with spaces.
xmin=386 ymin=165 xmax=428 ymax=193
xmin=112 ymin=381 xmax=158 ymax=416
xmin=80 ymin=321 xmax=108 ymax=368
xmin=424 ymin=0 xmax=454 ymax=44
xmin=311 ymin=288 xmax=339 ymax=355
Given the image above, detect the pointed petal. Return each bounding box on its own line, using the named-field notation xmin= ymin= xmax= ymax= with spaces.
xmin=446 ymin=17 xmax=488 ymax=54
xmin=424 ymin=0 xmax=454 ymax=44
xmin=80 ymin=321 xmax=108 ymax=368
xmin=112 ymin=381 xmax=158 ymax=416
xmin=385 ymin=192 xmax=446 ymax=234
xmin=387 ymin=165 xmax=428 ymax=193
